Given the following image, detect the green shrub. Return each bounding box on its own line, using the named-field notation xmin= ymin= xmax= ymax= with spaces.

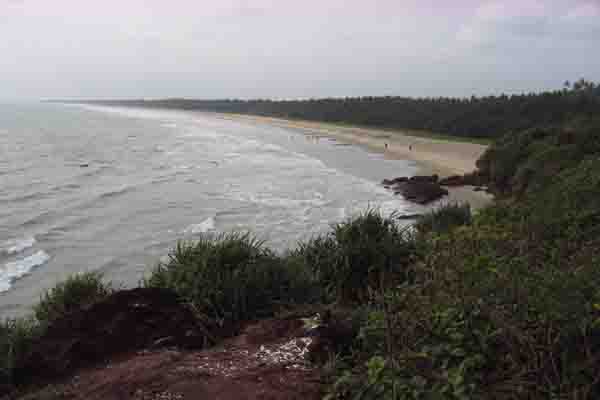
xmin=144 ymin=232 xmax=317 ymax=327
xmin=34 ymin=272 xmax=112 ymax=327
xmin=0 ymin=317 xmax=40 ymax=385
xmin=414 ymin=203 xmax=472 ymax=236
xmin=294 ymin=209 xmax=417 ymax=304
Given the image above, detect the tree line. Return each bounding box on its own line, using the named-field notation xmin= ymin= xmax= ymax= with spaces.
xmin=71 ymin=79 xmax=600 ymax=140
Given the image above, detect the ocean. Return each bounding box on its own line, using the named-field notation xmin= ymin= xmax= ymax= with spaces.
xmin=0 ymin=103 xmax=422 ymax=316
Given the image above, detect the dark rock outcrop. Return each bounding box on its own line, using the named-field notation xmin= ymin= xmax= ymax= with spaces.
xmin=381 ymin=175 xmax=448 ymax=204
xmin=439 ymin=174 xmax=465 ymax=186
xmin=439 ymin=172 xmax=487 ymax=187
xmin=382 ymin=176 xmax=409 ymax=186
xmin=409 ymin=174 xmax=439 ymax=183
xmin=394 ymin=181 xmax=448 ymax=204
xmin=15 ymin=288 xmax=214 ymax=385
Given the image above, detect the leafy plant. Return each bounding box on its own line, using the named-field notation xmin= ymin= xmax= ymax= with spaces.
xmin=145 ymin=232 xmax=317 ymax=327
xmin=34 ymin=272 xmax=112 ymax=327
xmin=414 ymin=202 xmax=472 ymax=236
xmin=0 ymin=317 xmax=40 ymax=385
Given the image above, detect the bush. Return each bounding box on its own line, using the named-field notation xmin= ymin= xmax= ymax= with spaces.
xmin=0 ymin=317 xmax=40 ymax=385
xmin=144 ymin=232 xmax=317 ymax=327
xmin=34 ymin=272 xmax=112 ymax=327
xmin=414 ymin=202 xmax=472 ymax=236
xmin=294 ymin=209 xmax=417 ymax=304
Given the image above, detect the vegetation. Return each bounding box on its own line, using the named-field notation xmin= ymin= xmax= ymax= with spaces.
xmin=0 ymin=318 xmax=40 ymax=385
xmin=143 ymin=232 xmax=318 ymax=328
xmin=75 ymin=79 xmax=600 ymax=140
xmin=321 ymin=109 xmax=600 ymax=400
xmin=34 ymin=272 xmax=112 ymax=327
xmin=292 ymin=209 xmax=416 ymax=304
xmin=414 ymin=202 xmax=472 ymax=237
xmin=0 ymin=272 xmax=112 ymax=386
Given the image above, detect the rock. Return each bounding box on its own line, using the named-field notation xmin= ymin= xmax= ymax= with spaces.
xmin=15 ymin=288 xmax=215 ymax=385
xmin=439 ymin=174 xmax=465 ymax=186
xmin=392 ymin=176 xmax=409 ymax=184
xmin=473 ymin=186 xmax=486 ymax=192
xmin=382 ymin=177 xmax=409 ymax=186
xmin=409 ymin=174 xmax=438 ymax=183
xmin=381 ymin=175 xmax=448 ymax=204
xmin=394 ymin=181 xmax=448 ymax=204
xmin=439 ymin=172 xmax=487 ymax=187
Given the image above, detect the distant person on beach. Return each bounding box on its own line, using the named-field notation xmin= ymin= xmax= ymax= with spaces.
xmin=384 ymin=143 xmax=388 ymax=150
xmin=409 ymin=145 xmax=413 ymax=151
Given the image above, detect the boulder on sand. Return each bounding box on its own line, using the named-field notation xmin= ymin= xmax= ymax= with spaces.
xmin=409 ymin=174 xmax=439 ymax=183
xmin=439 ymin=172 xmax=487 ymax=187
xmin=382 ymin=176 xmax=409 ymax=186
xmin=439 ymin=174 xmax=465 ymax=186
xmin=394 ymin=181 xmax=448 ymax=204
xmin=383 ymin=175 xmax=438 ymax=186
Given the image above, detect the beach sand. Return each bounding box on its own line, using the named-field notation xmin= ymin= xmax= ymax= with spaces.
xmin=209 ymin=113 xmax=494 ymax=210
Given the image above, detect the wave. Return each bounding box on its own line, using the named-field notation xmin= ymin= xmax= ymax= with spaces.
xmin=98 ymin=185 xmax=136 ymax=200
xmin=184 ymin=217 xmax=216 ymax=234
xmin=228 ymin=191 xmax=329 ymax=209
xmin=0 ymin=250 xmax=50 ymax=292
xmin=0 ymin=237 xmax=36 ymax=256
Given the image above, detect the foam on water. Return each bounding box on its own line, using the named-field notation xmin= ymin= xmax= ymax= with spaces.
xmin=184 ymin=217 xmax=216 ymax=234
xmin=0 ymin=237 xmax=36 ymax=256
xmin=1 ymin=250 xmax=50 ymax=292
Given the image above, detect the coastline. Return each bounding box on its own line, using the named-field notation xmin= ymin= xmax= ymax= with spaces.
xmin=206 ymin=112 xmax=494 ymax=210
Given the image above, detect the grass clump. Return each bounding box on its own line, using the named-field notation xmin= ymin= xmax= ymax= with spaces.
xmin=34 ymin=272 xmax=112 ymax=327
xmin=293 ymin=209 xmax=417 ymax=304
xmin=144 ymin=232 xmax=317 ymax=328
xmin=0 ymin=272 xmax=112 ymax=388
xmin=414 ymin=202 xmax=472 ymax=236
xmin=0 ymin=318 xmax=40 ymax=386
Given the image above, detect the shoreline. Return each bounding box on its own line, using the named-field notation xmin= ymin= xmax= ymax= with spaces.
xmin=205 ymin=112 xmax=494 ymax=210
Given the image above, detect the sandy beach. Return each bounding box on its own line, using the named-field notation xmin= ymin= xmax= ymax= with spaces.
xmin=210 ymin=113 xmax=494 ymax=210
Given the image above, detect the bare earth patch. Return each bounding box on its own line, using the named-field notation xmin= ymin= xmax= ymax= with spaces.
xmin=19 ymin=318 xmax=323 ymax=400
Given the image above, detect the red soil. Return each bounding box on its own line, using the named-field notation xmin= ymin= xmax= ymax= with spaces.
xmin=18 ymin=317 xmax=323 ymax=400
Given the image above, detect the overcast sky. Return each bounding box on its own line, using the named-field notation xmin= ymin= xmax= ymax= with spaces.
xmin=1 ymin=0 xmax=599 ymax=100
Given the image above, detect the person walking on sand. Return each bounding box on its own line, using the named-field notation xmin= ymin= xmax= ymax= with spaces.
xmin=384 ymin=143 xmax=388 ymax=150
xmin=409 ymin=144 xmax=413 ymax=151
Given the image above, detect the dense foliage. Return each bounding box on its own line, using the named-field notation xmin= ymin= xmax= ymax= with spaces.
xmin=75 ymin=79 xmax=600 ymax=140
xmin=34 ymin=272 xmax=112 ymax=327
xmin=291 ymin=209 xmax=416 ymax=304
xmin=143 ymin=232 xmax=318 ymax=328
xmin=0 ymin=272 xmax=112 ymax=385
xmin=323 ymin=113 xmax=600 ymax=399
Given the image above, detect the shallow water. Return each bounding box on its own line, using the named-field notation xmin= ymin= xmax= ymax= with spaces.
xmin=0 ymin=103 xmax=422 ymax=316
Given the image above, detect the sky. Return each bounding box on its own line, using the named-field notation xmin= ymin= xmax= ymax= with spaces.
xmin=1 ymin=0 xmax=599 ymax=100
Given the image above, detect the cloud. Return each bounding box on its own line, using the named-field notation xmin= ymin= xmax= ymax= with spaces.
xmin=566 ymin=1 xmax=600 ymax=18
xmin=456 ymin=0 xmax=600 ymax=47
xmin=0 ymin=0 xmax=598 ymax=99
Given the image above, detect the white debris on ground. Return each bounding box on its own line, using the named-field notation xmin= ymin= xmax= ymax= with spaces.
xmin=174 ymin=337 xmax=314 ymax=378
xmin=134 ymin=389 xmax=184 ymax=400
xmin=255 ymin=337 xmax=313 ymax=367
